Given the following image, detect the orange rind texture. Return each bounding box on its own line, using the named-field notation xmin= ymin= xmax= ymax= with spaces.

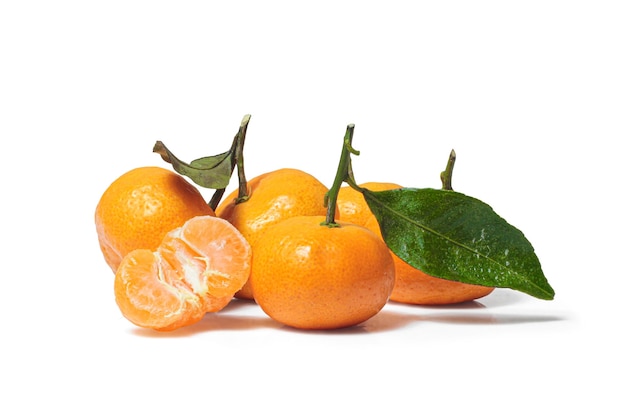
xmin=250 ymin=216 xmax=395 ymax=330
xmin=96 ymin=166 xmax=215 ymax=272
xmin=337 ymin=182 xmax=402 ymax=227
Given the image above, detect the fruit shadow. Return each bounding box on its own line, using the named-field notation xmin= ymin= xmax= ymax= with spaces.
xmin=364 ymin=290 xmax=567 ymax=333
xmin=129 ymin=299 xmax=281 ymax=338
xmin=363 ymin=305 xmax=567 ymax=333
xmin=130 ymin=292 xmax=567 ymax=337
xmin=281 ymin=291 xmax=567 ymax=335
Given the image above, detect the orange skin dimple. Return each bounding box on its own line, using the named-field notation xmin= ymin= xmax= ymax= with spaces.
xmin=216 ymin=168 xmax=330 ymax=300
xmin=250 ymin=216 xmax=395 ymax=330
xmin=96 ymin=166 xmax=215 ymax=272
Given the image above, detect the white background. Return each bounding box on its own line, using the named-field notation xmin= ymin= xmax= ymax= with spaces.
xmin=1 ymin=1 xmax=624 ymax=415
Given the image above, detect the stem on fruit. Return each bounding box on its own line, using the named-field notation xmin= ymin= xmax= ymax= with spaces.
xmin=235 ymin=114 xmax=251 ymax=203
xmin=321 ymin=124 xmax=359 ymax=227
xmin=208 ymin=114 xmax=251 ymax=210
xmin=440 ymin=149 xmax=456 ymax=191
xmin=208 ymin=188 xmax=225 ymax=211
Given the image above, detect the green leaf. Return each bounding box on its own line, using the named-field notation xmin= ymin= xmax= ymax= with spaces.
xmin=153 ymin=141 xmax=234 ymax=189
xmin=362 ymin=187 xmax=555 ymax=300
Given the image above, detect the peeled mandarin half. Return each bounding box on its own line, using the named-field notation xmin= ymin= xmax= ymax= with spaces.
xmin=114 ymin=249 xmax=200 ymax=331
xmin=114 ymin=215 xmax=252 ymax=331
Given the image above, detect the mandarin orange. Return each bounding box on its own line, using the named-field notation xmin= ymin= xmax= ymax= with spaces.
xmin=337 ymin=182 xmax=493 ymax=305
xmin=114 ymin=215 xmax=251 ymax=331
xmin=216 ymin=168 xmax=330 ymax=299
xmin=337 ymin=182 xmax=402 ymax=226
xmin=363 ymin=216 xmax=494 ymax=305
xmin=249 ymin=215 xmax=395 ymax=330
xmin=96 ymin=166 xmax=214 ymax=272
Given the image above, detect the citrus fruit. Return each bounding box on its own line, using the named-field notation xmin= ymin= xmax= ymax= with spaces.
xmin=249 ymin=215 xmax=395 ymax=330
xmin=364 ymin=216 xmax=494 ymax=304
xmin=95 ymin=166 xmax=215 ymax=272
xmin=337 ymin=182 xmax=402 ymax=226
xmin=339 ymin=181 xmax=494 ymax=305
xmin=216 ymin=168 xmax=330 ymax=299
xmin=114 ymin=215 xmax=252 ymax=331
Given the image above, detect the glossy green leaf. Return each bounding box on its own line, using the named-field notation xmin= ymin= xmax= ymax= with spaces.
xmin=153 ymin=140 xmax=234 ymax=189
xmin=363 ymin=187 xmax=555 ymax=300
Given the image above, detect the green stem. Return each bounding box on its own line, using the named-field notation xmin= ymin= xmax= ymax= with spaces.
xmin=440 ymin=149 xmax=456 ymax=191
xmin=321 ymin=124 xmax=358 ymax=227
xmin=208 ymin=188 xmax=225 ymax=210
xmin=208 ymin=114 xmax=251 ymax=210
xmin=235 ymin=114 xmax=251 ymax=203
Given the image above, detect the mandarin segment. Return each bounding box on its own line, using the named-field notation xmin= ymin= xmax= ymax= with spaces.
xmin=114 ymin=249 xmax=200 ymax=331
xmin=114 ymin=215 xmax=252 ymax=331
xmin=250 ymin=216 xmax=395 ymax=330
xmin=96 ymin=166 xmax=215 ymax=272
xmin=216 ymin=168 xmax=330 ymax=300
xmin=159 ymin=216 xmax=252 ymax=301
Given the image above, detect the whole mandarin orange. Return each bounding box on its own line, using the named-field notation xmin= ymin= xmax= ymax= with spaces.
xmin=216 ymin=168 xmax=330 ymax=299
xmin=363 ymin=200 xmax=495 ymax=305
xmin=249 ymin=215 xmax=395 ymax=330
xmin=96 ymin=166 xmax=215 ymax=272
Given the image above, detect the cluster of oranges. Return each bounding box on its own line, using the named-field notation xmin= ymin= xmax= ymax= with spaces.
xmin=95 ymin=165 xmax=494 ymax=332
